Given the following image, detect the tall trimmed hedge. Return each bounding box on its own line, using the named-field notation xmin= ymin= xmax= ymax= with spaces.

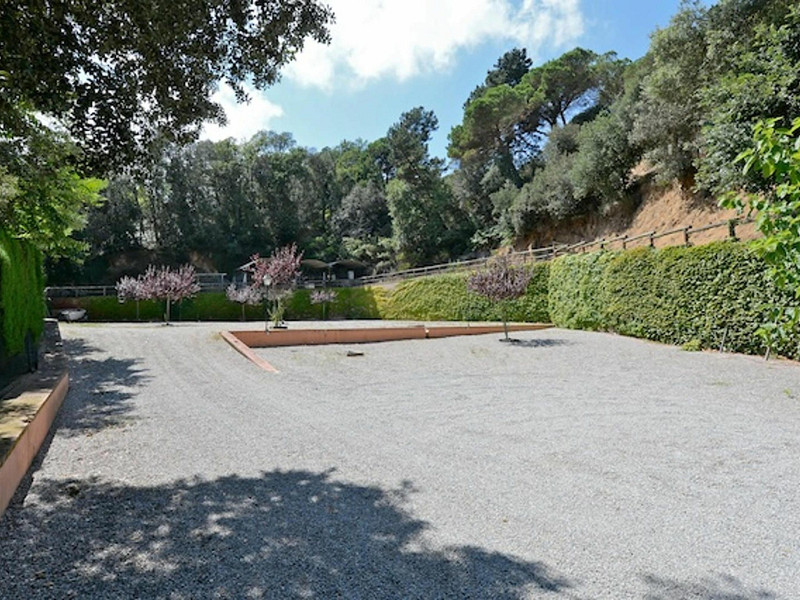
xmin=383 ymin=262 xmax=551 ymax=322
xmin=53 ymin=288 xmax=387 ymax=322
xmin=548 ymin=242 xmax=798 ymax=359
xmin=0 ymin=229 xmax=46 ymax=380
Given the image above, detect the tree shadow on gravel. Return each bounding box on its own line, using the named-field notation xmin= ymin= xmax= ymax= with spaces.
xmin=0 ymin=469 xmax=571 ymax=599
xmin=642 ymin=573 xmax=778 ymax=600
xmin=57 ymin=338 xmax=149 ymax=436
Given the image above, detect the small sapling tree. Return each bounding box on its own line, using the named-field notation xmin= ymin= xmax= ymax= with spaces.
xmin=310 ymin=288 xmax=337 ymax=320
xmin=116 ymin=275 xmax=148 ymax=320
xmin=226 ymin=284 xmax=264 ymax=321
xmin=140 ymin=264 xmax=201 ymax=324
xmin=249 ymin=244 xmax=303 ymax=330
xmin=467 ymin=256 xmax=532 ymax=341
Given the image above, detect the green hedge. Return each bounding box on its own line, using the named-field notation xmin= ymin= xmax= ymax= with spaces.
xmin=548 ymin=242 xmax=798 ymax=359
xmin=0 ymin=229 xmax=45 ymax=355
xmin=286 ymin=288 xmax=385 ymax=320
xmin=54 ymin=288 xmax=387 ymax=322
xmin=548 ymin=252 xmax=615 ymax=330
xmin=1 ymin=229 xmax=45 ymax=388
xmin=54 ymin=265 xmax=549 ymax=324
xmin=382 ymin=262 xmax=551 ymax=322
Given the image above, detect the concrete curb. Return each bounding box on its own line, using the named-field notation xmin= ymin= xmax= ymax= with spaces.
xmin=0 ymin=371 xmax=69 ymax=518
xmin=220 ymin=331 xmax=280 ymax=373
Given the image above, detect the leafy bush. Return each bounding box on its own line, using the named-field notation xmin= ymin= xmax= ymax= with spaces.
xmin=549 ymin=242 xmax=798 ymax=358
xmin=286 ymin=288 xmax=385 ymax=320
xmin=55 ymin=288 xmax=386 ymax=322
xmin=383 ymin=262 xmax=550 ymax=322
xmin=547 ymin=251 xmax=616 ymax=330
xmin=0 ymin=229 xmax=45 ymax=356
xmin=53 ymin=294 xmax=264 ymax=322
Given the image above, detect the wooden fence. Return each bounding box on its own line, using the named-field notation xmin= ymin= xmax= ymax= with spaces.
xmin=358 ymin=216 xmax=756 ymax=286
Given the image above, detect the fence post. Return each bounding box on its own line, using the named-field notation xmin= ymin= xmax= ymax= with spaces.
xmin=728 ymin=219 xmax=738 ymax=241
xmin=599 ymin=238 xmax=606 ymax=251
xmin=649 ymin=232 xmax=655 ymax=248
xmin=622 ymin=235 xmax=628 ymax=251
xmin=683 ymin=225 xmax=692 ymax=246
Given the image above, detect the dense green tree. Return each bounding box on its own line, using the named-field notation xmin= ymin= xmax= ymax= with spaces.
xmin=0 ymin=0 xmax=333 ymax=172
xmin=0 ymin=106 xmax=105 ymax=256
xmin=631 ymin=1 xmax=709 ymax=185
xmin=696 ymin=0 xmax=800 ymax=193
xmin=84 ymin=176 xmax=143 ymax=256
xmin=332 ymin=181 xmax=391 ymax=240
xmin=465 ymin=47 xmax=533 ymax=107
xmin=510 ymin=125 xmax=582 ymax=235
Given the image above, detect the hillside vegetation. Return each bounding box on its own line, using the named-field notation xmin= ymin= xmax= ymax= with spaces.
xmin=43 ymin=0 xmax=799 ymax=284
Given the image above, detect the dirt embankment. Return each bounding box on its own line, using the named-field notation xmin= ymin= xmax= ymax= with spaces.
xmin=519 ymin=171 xmax=759 ymax=251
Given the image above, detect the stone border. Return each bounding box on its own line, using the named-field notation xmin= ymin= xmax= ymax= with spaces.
xmin=0 ymin=372 xmax=69 ymax=518
xmin=222 ymin=324 xmax=553 ymax=372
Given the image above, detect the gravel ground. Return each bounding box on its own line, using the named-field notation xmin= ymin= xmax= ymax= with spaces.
xmin=0 ymin=321 xmax=798 ymax=599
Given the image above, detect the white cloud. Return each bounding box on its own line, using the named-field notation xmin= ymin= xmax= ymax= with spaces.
xmin=201 ymin=84 xmax=284 ymax=142
xmin=285 ymin=0 xmax=584 ymax=89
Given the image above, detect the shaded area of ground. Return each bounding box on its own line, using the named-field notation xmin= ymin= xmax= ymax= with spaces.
xmin=55 ymin=337 xmax=149 ymax=436
xmin=0 ymin=470 xmax=567 ymax=599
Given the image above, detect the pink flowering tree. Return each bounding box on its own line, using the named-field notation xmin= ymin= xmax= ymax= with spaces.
xmin=467 ymin=256 xmax=532 ymax=341
xmin=139 ymin=264 xmax=201 ymax=324
xmin=248 ymin=243 xmax=303 ymax=330
xmin=310 ymin=288 xmax=337 ymax=320
xmin=116 ymin=275 xmax=148 ymax=320
xmin=226 ymin=283 xmax=264 ymax=321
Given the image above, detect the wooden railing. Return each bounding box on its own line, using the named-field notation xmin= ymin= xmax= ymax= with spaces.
xmin=44 ymin=217 xmax=756 ymax=296
xmin=358 ymin=216 xmax=756 ymax=286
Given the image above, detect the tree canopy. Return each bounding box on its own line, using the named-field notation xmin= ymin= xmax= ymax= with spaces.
xmin=0 ymin=0 xmax=333 ymax=173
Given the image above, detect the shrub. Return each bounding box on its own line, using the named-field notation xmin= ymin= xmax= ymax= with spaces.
xmin=287 ymin=288 xmax=384 ymax=320
xmin=0 ymin=229 xmax=45 ymax=355
xmin=548 ymin=242 xmax=798 ymax=359
xmin=384 ymin=262 xmax=550 ymax=322
xmin=547 ymin=251 xmax=615 ymax=330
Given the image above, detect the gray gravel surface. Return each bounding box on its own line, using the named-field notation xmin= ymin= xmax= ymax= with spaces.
xmin=1 ymin=321 xmax=798 ymax=599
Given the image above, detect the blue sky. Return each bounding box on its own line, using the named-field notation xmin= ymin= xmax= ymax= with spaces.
xmin=201 ymin=1 xmax=705 ymax=160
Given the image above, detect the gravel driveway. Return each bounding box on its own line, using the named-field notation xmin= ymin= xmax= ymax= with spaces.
xmin=1 ymin=321 xmax=798 ymax=599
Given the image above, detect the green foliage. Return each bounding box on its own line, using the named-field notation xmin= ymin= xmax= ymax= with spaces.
xmin=681 ymin=339 xmax=703 ymax=351
xmin=632 ymin=1 xmax=708 ymax=184
xmin=570 ymin=107 xmax=641 ymax=206
xmin=383 ymin=263 xmax=550 ymax=323
xmin=0 ymin=229 xmax=45 ymax=357
xmin=510 ymin=126 xmax=582 ymax=234
xmin=287 ymin=288 xmax=385 ymax=320
xmin=0 ymin=0 xmax=333 ymax=172
xmin=0 ymin=106 xmax=106 ymax=258
xmin=547 ymin=252 xmax=616 ymax=330
xmin=548 ymin=243 xmax=799 ymax=359
xmin=696 ymin=2 xmax=800 ymax=193
xmin=721 ymin=116 xmax=800 ymax=355
xmin=57 ymin=288 xmax=387 ymax=322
